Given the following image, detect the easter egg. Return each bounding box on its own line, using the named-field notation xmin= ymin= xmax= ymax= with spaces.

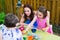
xmin=19 ymin=25 xmax=25 ymax=31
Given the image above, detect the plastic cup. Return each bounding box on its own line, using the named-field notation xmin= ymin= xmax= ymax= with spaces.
xmin=23 ymin=37 xmax=26 ymax=40
xmin=27 ymin=36 xmax=33 ymax=40
xmin=31 ymin=28 xmax=36 ymax=33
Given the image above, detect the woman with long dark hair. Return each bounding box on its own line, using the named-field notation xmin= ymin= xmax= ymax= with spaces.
xmin=20 ymin=4 xmax=38 ymax=33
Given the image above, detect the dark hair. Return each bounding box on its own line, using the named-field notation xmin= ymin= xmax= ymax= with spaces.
xmin=38 ymin=6 xmax=47 ymax=18
xmin=4 ymin=14 xmax=19 ymax=27
xmin=23 ymin=4 xmax=34 ymax=21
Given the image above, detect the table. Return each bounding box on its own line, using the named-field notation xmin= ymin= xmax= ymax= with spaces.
xmin=23 ymin=30 xmax=60 ymax=40
xmin=0 ymin=25 xmax=60 ymax=40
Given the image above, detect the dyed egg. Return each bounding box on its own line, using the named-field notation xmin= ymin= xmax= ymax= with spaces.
xmin=19 ymin=25 xmax=25 ymax=31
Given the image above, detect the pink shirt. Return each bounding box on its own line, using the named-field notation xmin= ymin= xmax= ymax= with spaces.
xmin=37 ymin=17 xmax=53 ymax=34
xmin=37 ymin=17 xmax=47 ymax=30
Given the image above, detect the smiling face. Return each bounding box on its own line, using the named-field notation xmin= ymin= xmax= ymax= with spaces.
xmin=24 ymin=7 xmax=31 ymax=16
xmin=37 ymin=11 xmax=44 ymax=19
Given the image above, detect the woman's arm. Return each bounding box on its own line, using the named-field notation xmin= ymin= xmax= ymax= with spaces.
xmin=20 ymin=14 xmax=25 ymax=25
xmin=20 ymin=14 xmax=29 ymax=26
xmin=16 ymin=14 xmax=25 ymax=26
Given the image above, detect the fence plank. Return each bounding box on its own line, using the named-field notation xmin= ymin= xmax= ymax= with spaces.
xmin=51 ymin=0 xmax=55 ymax=25
xmin=0 ymin=0 xmax=2 ymax=12
xmin=55 ymin=0 xmax=60 ymax=25
xmin=4 ymin=0 xmax=13 ymax=13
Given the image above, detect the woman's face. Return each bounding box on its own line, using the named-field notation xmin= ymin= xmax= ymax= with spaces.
xmin=24 ymin=7 xmax=31 ymax=16
xmin=37 ymin=11 xmax=44 ymax=19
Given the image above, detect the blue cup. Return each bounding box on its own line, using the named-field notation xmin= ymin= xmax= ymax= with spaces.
xmin=31 ymin=29 xmax=36 ymax=33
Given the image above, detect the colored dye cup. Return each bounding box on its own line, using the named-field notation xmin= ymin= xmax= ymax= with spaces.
xmin=31 ymin=29 xmax=36 ymax=33
xmin=27 ymin=36 xmax=33 ymax=40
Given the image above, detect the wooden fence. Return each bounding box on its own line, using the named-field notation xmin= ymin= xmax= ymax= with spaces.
xmin=0 ymin=0 xmax=60 ymax=25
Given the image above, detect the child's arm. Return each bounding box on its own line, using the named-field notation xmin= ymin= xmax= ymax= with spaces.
xmin=42 ymin=17 xmax=50 ymax=31
xmin=22 ymin=15 xmax=37 ymax=33
xmin=22 ymin=15 xmax=37 ymax=34
xmin=33 ymin=10 xmax=37 ymax=15
xmin=0 ymin=30 xmax=2 ymax=40
xmin=28 ymin=15 xmax=37 ymax=27
xmin=25 ymin=15 xmax=37 ymax=31
xmin=42 ymin=11 xmax=50 ymax=31
xmin=45 ymin=11 xmax=50 ymax=30
xmin=47 ymin=11 xmax=50 ymax=22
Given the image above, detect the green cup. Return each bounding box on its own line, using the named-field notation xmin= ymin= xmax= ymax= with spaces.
xmin=23 ymin=37 xmax=26 ymax=40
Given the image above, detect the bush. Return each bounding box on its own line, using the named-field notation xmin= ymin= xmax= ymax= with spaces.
xmin=0 ymin=12 xmax=5 ymax=24
xmin=52 ymin=24 xmax=60 ymax=34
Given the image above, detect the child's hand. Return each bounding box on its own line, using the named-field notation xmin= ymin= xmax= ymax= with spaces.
xmin=16 ymin=23 xmax=20 ymax=27
xmin=27 ymin=24 xmax=32 ymax=29
xmin=42 ymin=28 xmax=46 ymax=31
xmin=22 ymin=30 xmax=27 ymax=34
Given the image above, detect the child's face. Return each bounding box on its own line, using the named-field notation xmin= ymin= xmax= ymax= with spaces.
xmin=37 ymin=11 xmax=44 ymax=19
xmin=24 ymin=7 xmax=31 ymax=16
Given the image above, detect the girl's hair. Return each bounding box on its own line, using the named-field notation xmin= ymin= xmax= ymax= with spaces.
xmin=4 ymin=14 xmax=19 ymax=27
xmin=23 ymin=4 xmax=34 ymax=21
xmin=38 ymin=6 xmax=47 ymax=18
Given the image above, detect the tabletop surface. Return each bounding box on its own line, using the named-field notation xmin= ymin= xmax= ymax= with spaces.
xmin=23 ymin=29 xmax=60 ymax=40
